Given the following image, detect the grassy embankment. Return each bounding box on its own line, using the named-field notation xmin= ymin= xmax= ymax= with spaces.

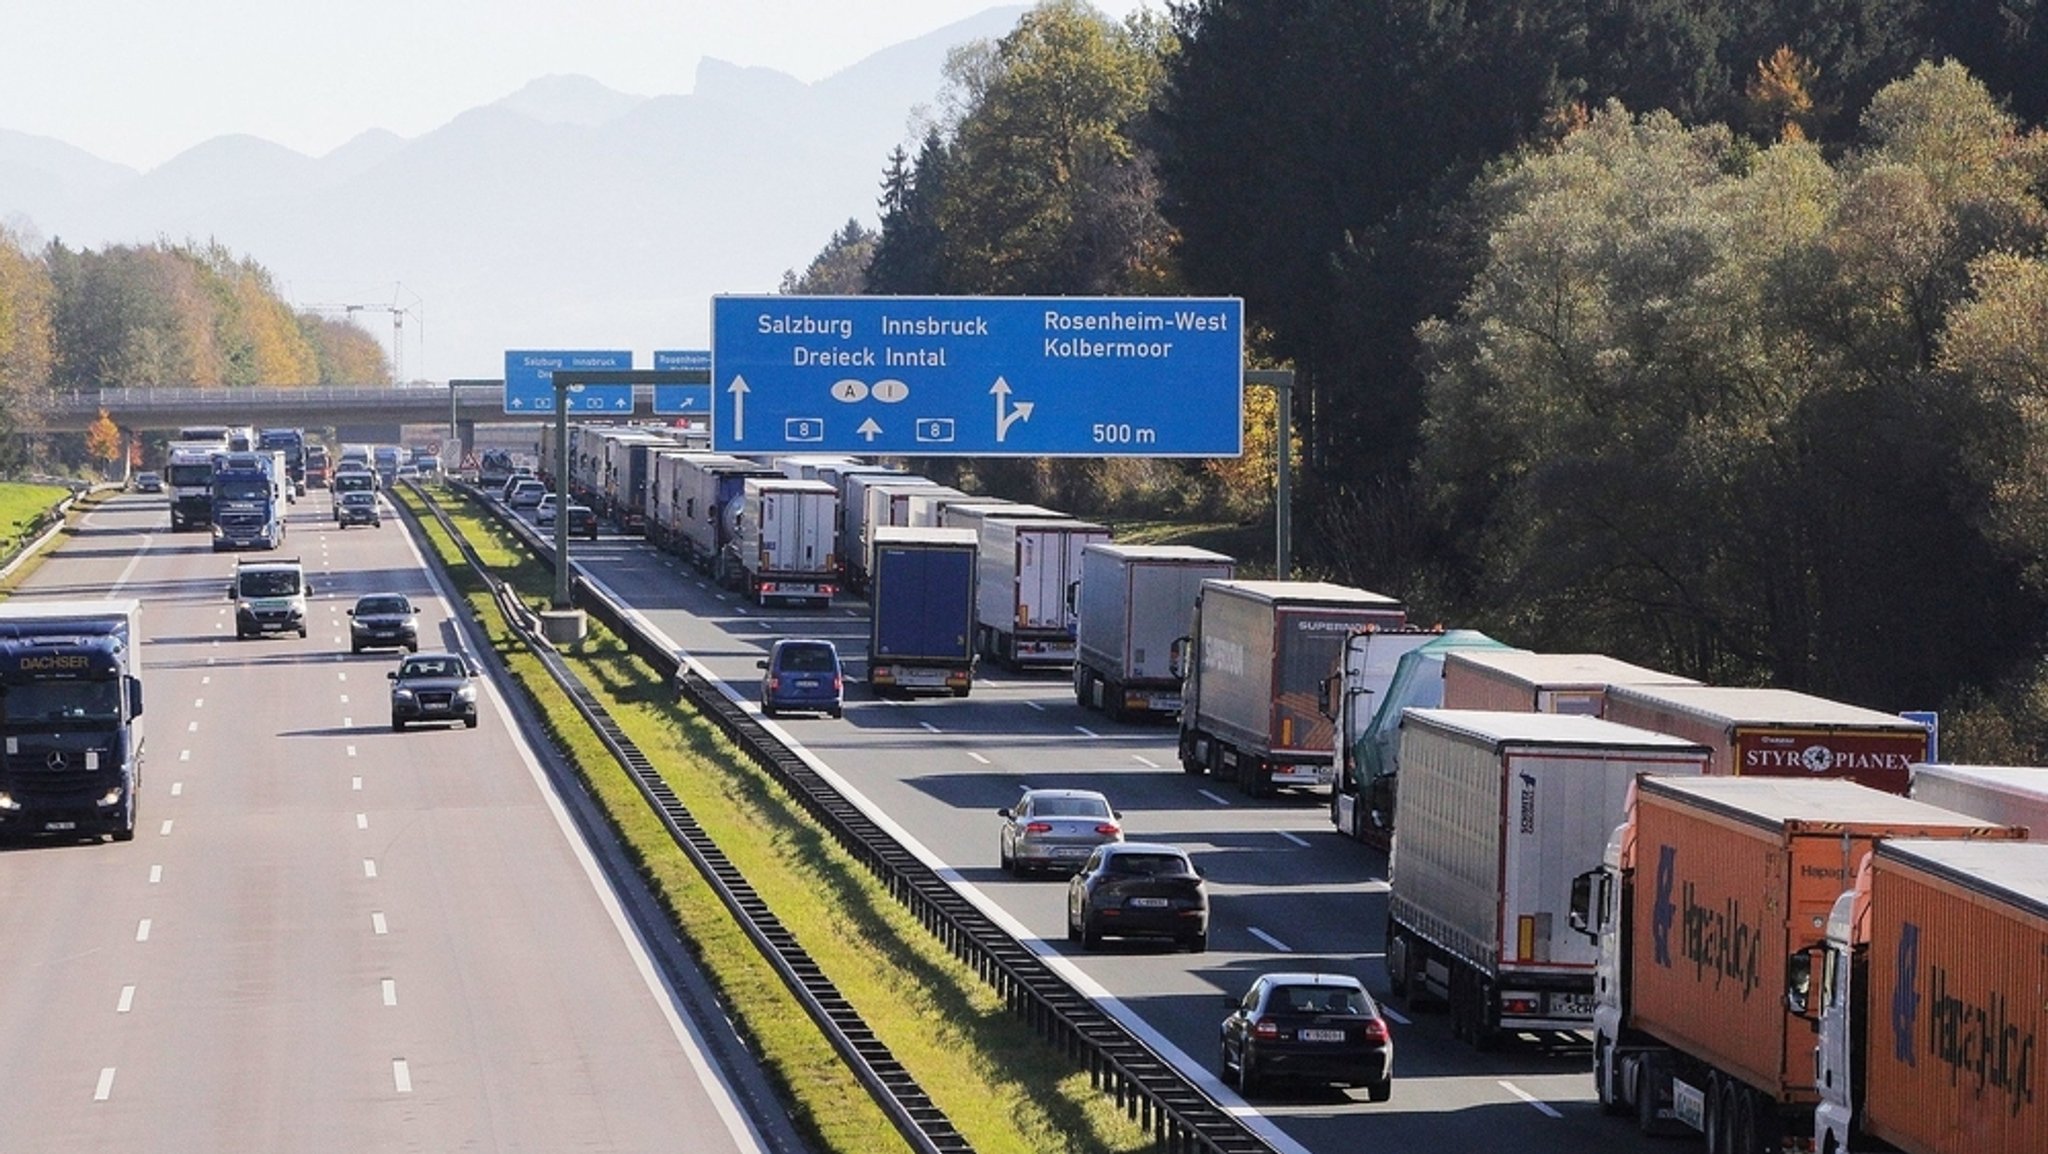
xmin=0 ymin=481 xmax=96 ymax=591
xmin=398 ymin=482 xmax=1152 ymax=1154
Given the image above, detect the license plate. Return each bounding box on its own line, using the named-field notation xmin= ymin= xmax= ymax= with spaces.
xmin=1550 ymin=993 xmax=1597 ymax=1017
xmin=43 ymin=820 xmax=77 ymax=831
xmin=1128 ymin=897 xmax=1168 ymax=908
xmin=424 ymin=702 xmax=448 ymax=711
xmin=1053 ymin=846 xmax=1090 ymax=857
xmin=792 ymin=679 xmax=819 ymax=690
xmin=1298 ymin=1028 xmax=1346 ymax=1043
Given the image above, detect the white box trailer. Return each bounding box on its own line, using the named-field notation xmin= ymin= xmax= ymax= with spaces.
xmin=1442 ymin=651 xmax=1697 ymax=716
xmin=1908 ymin=762 xmax=2048 ymax=832
xmin=735 ymin=477 xmax=839 ymax=607
xmin=857 ymin=480 xmax=945 ymax=594
xmin=670 ymin=453 xmax=781 ymax=575
xmin=1386 ymin=709 xmax=1710 ymax=1046
xmin=906 ymin=488 xmax=986 ymax=527
xmin=975 ymin=516 xmax=1110 ymax=669
xmin=835 ymin=468 xmax=916 ymax=589
xmin=1073 ymin=543 xmax=1235 ymax=720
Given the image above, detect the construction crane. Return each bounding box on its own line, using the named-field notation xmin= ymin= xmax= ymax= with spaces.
xmin=301 ymin=293 xmax=420 ymax=382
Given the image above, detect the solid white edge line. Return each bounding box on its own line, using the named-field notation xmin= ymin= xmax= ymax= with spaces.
xmin=413 ymin=543 xmax=772 ymax=1154
xmin=1498 ymin=1079 xmax=1564 ymax=1119
xmin=597 ymin=581 xmax=1315 ymax=1154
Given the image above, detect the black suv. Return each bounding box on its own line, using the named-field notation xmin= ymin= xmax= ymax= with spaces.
xmin=389 ymin=652 xmax=480 ymax=731
xmin=336 ymin=490 xmax=381 ymax=527
xmin=348 ymin=593 xmax=419 ymax=654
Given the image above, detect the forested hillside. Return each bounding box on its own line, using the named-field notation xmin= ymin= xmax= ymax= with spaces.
xmin=789 ymin=0 xmax=2048 ymax=756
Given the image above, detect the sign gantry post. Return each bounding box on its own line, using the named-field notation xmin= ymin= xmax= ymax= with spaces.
xmin=539 ymin=368 xmax=713 ymax=612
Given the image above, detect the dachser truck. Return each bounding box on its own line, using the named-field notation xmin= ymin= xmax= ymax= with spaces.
xmin=1567 ymin=776 xmax=2019 ymax=1151
xmin=0 ymin=600 xmax=144 ymax=843
xmin=1601 ymin=685 xmax=1932 ymax=794
xmin=1073 ymin=543 xmax=1235 ymax=720
xmin=1388 ymin=710 xmax=1710 ymax=1048
xmin=866 ymin=527 xmax=977 ymax=697
xmin=1809 ymin=838 xmax=2048 ymax=1154
xmin=1175 ymin=580 xmax=1407 ymax=797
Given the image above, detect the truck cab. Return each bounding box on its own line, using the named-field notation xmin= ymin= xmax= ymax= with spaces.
xmin=210 ymin=454 xmax=285 ymax=551
xmin=0 ymin=600 xmax=145 ymax=843
xmin=230 ymin=558 xmax=311 ymax=639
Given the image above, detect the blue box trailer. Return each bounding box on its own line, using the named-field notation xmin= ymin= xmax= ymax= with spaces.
xmin=867 ymin=526 xmax=977 ymax=697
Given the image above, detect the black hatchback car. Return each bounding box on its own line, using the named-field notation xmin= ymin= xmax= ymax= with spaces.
xmin=1220 ymin=972 xmax=1393 ymax=1101
xmin=348 ymin=593 xmax=419 ymax=654
xmin=388 ymin=652 xmax=479 ymax=731
xmin=1066 ymin=842 xmax=1208 ymax=952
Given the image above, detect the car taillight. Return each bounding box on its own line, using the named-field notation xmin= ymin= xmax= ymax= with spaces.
xmin=766 ymin=676 xmax=781 ymax=691
xmin=1252 ymin=1019 xmax=1280 ymax=1041
xmin=1362 ymin=1018 xmax=1389 ymax=1043
xmin=1025 ymin=822 xmax=1054 ymax=834
xmin=832 ymin=676 xmax=843 ymax=691
xmin=1095 ymin=823 xmax=1121 ymax=836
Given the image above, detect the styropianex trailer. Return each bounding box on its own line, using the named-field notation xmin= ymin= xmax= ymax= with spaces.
xmin=1811 ymin=838 xmax=2048 ymax=1154
xmin=1386 ymin=710 xmax=1709 ymax=1048
xmin=1073 ymin=543 xmax=1234 ymax=720
xmin=1176 ymin=580 xmax=1407 ymax=797
xmin=1568 ymin=776 xmax=2020 ymax=1151
xmin=1601 ymin=684 xmax=1932 ymax=794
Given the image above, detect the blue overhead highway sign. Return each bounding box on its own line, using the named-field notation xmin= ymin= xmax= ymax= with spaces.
xmin=652 ymin=349 xmax=712 ymax=415
xmin=710 ymin=296 xmax=1244 ymax=456
xmin=503 ymin=349 xmax=633 ymax=414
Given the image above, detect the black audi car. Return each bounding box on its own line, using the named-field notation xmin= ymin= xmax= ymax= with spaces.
xmin=348 ymin=593 xmax=419 ymax=654
xmin=388 ymin=652 xmax=479 ymax=731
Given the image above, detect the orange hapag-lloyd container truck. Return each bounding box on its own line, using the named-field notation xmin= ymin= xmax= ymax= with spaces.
xmin=1601 ymin=685 xmax=1932 ymax=795
xmin=1568 ymin=776 xmax=2020 ymax=1152
xmin=1809 ymin=838 xmax=2048 ymax=1154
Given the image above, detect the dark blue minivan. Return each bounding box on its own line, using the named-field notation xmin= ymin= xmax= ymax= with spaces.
xmin=759 ymin=639 xmax=844 ymax=718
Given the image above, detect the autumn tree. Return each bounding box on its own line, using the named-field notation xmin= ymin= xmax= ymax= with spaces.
xmin=84 ymin=407 xmax=121 ymax=473
xmin=299 ymin=314 xmax=391 ymax=384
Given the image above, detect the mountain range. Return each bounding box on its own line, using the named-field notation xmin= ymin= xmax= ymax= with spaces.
xmin=0 ymin=6 xmax=1027 ymax=381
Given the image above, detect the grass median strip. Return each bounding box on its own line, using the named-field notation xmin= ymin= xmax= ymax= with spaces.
xmin=404 ymin=484 xmax=1152 ymax=1154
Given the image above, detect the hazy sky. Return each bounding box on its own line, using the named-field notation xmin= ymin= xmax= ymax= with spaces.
xmin=6 ymin=0 xmax=1156 ymax=170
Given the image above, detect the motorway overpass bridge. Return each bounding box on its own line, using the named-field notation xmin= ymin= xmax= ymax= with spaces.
xmin=43 ymin=382 xmax=702 ymax=456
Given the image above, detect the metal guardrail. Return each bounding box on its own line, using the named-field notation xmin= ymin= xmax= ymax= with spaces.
xmin=460 ymin=482 xmax=1278 ymax=1154
xmin=402 ymin=482 xmax=972 ymax=1154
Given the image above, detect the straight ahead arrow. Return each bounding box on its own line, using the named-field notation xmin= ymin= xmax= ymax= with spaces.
xmin=728 ymin=376 xmax=750 ymax=441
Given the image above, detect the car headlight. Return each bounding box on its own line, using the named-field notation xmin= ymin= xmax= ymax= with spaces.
xmin=0 ymin=792 xmax=19 ymax=811
xmin=238 ymin=601 xmax=254 ymax=613
xmin=98 ymin=788 xmax=125 ymax=807
xmin=456 ymin=686 xmax=477 ymax=702
xmin=393 ymin=689 xmax=415 ymax=701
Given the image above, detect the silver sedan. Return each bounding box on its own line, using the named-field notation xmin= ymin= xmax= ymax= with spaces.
xmin=998 ymin=788 xmax=1123 ymax=876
